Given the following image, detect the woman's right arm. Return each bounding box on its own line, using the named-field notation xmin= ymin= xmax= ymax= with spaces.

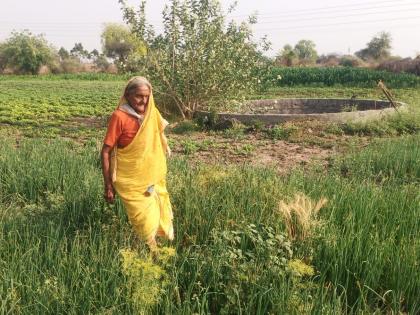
xmin=102 ymin=111 xmax=122 ymax=203
xmin=101 ymin=144 xmax=115 ymax=203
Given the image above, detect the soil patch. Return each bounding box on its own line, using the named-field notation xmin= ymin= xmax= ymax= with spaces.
xmin=168 ymin=132 xmax=333 ymax=173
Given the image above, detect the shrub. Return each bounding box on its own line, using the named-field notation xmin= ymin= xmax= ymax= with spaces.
xmin=119 ymin=0 xmax=270 ymax=118
xmin=0 ymin=30 xmax=57 ymax=74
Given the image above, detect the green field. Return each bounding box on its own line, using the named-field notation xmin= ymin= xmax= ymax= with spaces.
xmin=0 ymin=73 xmax=419 ymax=314
xmin=266 ymin=67 xmax=420 ymax=88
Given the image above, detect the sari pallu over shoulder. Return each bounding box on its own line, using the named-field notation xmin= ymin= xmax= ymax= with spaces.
xmin=111 ymin=92 xmax=174 ymax=241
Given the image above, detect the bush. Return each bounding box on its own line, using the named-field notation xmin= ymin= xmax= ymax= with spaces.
xmin=265 ymin=124 xmax=298 ymax=140
xmin=58 ymin=57 xmax=84 ymax=74
xmin=0 ymin=30 xmax=57 ymax=74
xmin=119 ymin=0 xmax=270 ymax=118
xmin=338 ymin=55 xmax=366 ymax=68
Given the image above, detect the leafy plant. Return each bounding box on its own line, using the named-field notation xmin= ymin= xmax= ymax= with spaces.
xmin=265 ymin=124 xmax=298 ymax=140
xmin=170 ymin=120 xmax=200 ymax=134
xmin=234 ymin=143 xmax=255 ymax=155
xmin=181 ymin=139 xmax=199 ymax=154
xmin=0 ymin=30 xmax=57 ymax=74
xmin=101 ymin=23 xmax=147 ymax=72
xmin=119 ymin=0 xmax=270 ymax=118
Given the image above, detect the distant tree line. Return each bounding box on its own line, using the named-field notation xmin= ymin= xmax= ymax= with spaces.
xmin=0 ymin=30 xmax=115 ymax=74
xmin=274 ymin=31 xmax=420 ymax=75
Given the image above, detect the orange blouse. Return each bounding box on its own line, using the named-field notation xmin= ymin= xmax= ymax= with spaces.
xmin=104 ymin=109 xmax=140 ymax=148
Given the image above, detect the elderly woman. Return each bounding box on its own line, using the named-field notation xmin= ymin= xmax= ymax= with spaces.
xmin=101 ymin=76 xmax=173 ymax=250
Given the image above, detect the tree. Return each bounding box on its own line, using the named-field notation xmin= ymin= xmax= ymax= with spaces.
xmin=0 ymin=43 xmax=7 ymax=72
xmin=93 ymin=53 xmax=111 ymax=72
xmin=276 ymin=44 xmax=297 ymax=66
xmin=101 ymin=23 xmax=146 ymax=71
xmin=0 ymin=30 xmax=57 ymax=74
xmin=355 ymin=32 xmax=392 ymax=61
xmin=294 ymin=40 xmax=318 ymax=65
xmin=58 ymin=47 xmax=70 ymax=61
xmin=90 ymin=49 xmax=100 ymax=59
xmin=119 ymin=0 xmax=269 ymax=118
xmin=70 ymin=42 xmax=90 ymax=60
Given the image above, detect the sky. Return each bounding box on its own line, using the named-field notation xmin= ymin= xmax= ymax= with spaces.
xmin=0 ymin=0 xmax=419 ymax=58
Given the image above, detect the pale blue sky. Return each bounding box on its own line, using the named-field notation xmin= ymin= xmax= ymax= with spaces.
xmin=1 ymin=0 xmax=419 ymax=57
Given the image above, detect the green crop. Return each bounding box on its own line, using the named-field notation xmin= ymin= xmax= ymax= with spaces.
xmin=0 ymin=135 xmax=418 ymax=314
xmin=265 ymin=67 xmax=420 ymax=88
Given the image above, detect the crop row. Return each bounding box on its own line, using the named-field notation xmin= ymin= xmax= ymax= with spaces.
xmin=265 ymin=67 xmax=420 ymax=88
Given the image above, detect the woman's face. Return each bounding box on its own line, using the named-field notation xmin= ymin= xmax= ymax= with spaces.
xmin=126 ymin=85 xmax=150 ymax=114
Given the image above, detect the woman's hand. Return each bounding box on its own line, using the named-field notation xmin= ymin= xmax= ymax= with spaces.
xmin=101 ymin=144 xmax=115 ymax=203
xmin=104 ymin=184 xmax=115 ymax=203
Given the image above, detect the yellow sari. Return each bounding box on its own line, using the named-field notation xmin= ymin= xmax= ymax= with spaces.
xmin=111 ymin=92 xmax=174 ymax=242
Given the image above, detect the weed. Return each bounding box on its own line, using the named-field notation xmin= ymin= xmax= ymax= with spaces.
xmin=234 ymin=143 xmax=255 ymax=155
xmin=265 ymin=124 xmax=298 ymax=140
xmin=170 ymin=121 xmax=201 ymax=134
xmin=181 ymin=139 xmax=199 ymax=155
xmin=341 ymin=104 xmax=358 ymax=112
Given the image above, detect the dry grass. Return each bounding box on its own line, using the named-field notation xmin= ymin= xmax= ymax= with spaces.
xmin=277 ymin=193 xmax=327 ymax=241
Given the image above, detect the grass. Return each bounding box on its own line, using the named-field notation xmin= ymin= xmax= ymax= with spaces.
xmin=1 ymin=75 xmax=419 ymax=141
xmin=0 ymin=134 xmax=418 ymax=314
xmin=1 ymin=74 xmax=419 ymax=313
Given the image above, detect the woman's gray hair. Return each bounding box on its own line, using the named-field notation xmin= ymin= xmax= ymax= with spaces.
xmin=124 ymin=76 xmax=152 ymax=96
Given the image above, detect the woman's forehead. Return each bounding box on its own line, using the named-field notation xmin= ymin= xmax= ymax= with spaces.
xmin=132 ymin=85 xmax=150 ymax=94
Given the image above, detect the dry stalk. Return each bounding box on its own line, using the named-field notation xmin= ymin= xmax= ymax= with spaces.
xmin=277 ymin=193 xmax=328 ymax=241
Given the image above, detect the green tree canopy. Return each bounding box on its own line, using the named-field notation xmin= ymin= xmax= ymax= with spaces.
xmin=119 ymin=0 xmax=270 ymax=118
xmin=355 ymin=31 xmax=392 ymax=61
xmin=276 ymin=44 xmax=297 ymax=66
xmin=293 ymin=40 xmax=318 ymax=65
xmin=101 ymin=23 xmax=146 ymax=71
xmin=0 ymin=30 xmax=57 ymax=74
xmin=58 ymin=47 xmax=70 ymax=61
xmin=70 ymin=42 xmax=90 ymax=60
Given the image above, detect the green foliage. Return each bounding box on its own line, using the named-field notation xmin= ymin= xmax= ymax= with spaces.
xmin=276 ymin=44 xmax=297 ymax=66
xmin=0 ymin=79 xmax=121 ymax=127
xmin=276 ymin=40 xmax=318 ymax=66
xmin=120 ymin=248 xmax=175 ymax=313
xmin=309 ymin=136 xmax=420 ymax=313
xmin=70 ymin=42 xmax=90 ymax=60
xmin=223 ymin=123 xmax=245 ymax=140
xmin=235 ymin=143 xmax=255 ymax=155
xmin=356 ymin=31 xmax=392 ymax=61
xmin=339 ymin=55 xmax=365 ymax=67
xmin=101 ymin=23 xmax=147 ymax=72
xmin=340 ymin=112 xmax=419 ymax=136
xmin=184 ymin=223 xmax=296 ymax=313
xmin=194 ymin=110 xmax=219 ymax=130
xmin=119 ymin=0 xmax=270 ymax=118
xmin=265 ymin=124 xmax=298 ymax=140
xmin=336 ymin=135 xmax=419 ymax=184
xmin=265 ymin=66 xmax=420 ymax=88
xmin=58 ymin=47 xmax=70 ymax=61
xmin=0 ymin=30 xmax=57 ymax=74
xmin=1 ymin=136 xmax=419 ymax=313
xmin=294 ymin=40 xmax=318 ymax=65
xmin=180 ymin=139 xmax=199 ymax=154
xmin=170 ymin=120 xmax=201 ymax=134
xmin=92 ymin=54 xmax=111 ymax=72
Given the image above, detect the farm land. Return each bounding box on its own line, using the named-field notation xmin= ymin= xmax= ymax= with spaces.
xmin=0 ymin=69 xmax=419 ymax=314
